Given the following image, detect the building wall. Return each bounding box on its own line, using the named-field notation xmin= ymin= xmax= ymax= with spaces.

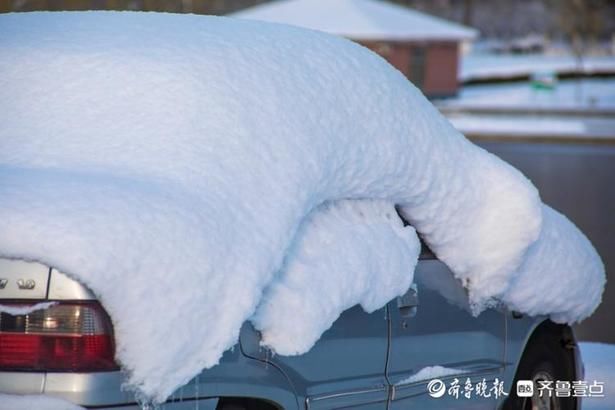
xmin=423 ymin=42 xmax=459 ymax=98
xmin=359 ymin=40 xmax=460 ymax=98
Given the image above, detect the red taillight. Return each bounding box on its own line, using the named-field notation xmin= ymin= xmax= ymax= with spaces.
xmin=0 ymin=302 xmax=118 ymax=372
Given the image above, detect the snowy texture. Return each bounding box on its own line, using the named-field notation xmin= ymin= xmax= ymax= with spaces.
xmin=502 ymin=205 xmax=605 ymax=324
xmin=230 ymin=0 xmax=477 ymax=41
xmin=0 ymin=394 xmax=85 ymax=410
xmin=0 ymin=301 xmax=57 ymax=315
xmin=252 ymin=200 xmax=420 ymax=355
xmin=0 ymin=11 xmax=604 ymax=403
xmin=580 ymin=342 xmax=615 ymax=410
xmin=396 ymin=366 xmax=468 ymax=385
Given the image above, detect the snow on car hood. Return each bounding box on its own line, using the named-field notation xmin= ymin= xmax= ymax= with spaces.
xmin=0 ymin=11 xmax=604 ymax=403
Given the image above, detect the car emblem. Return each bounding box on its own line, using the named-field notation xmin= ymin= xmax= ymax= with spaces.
xmin=0 ymin=278 xmax=7 ymax=289
xmin=17 ymin=279 xmax=36 ymax=290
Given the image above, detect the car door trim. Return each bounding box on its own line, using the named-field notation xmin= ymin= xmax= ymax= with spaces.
xmin=391 ymin=365 xmax=505 ymax=398
xmin=305 ymin=384 xmax=388 ymax=409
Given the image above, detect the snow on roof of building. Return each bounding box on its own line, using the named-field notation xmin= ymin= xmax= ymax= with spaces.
xmin=229 ymin=0 xmax=478 ymax=41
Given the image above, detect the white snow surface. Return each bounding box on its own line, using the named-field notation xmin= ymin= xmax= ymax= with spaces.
xmin=503 ymin=205 xmax=605 ymax=324
xmin=0 ymin=301 xmax=57 ymax=315
xmin=0 ymin=394 xmax=85 ymax=410
xmin=252 ymin=200 xmax=421 ymax=355
xmin=396 ymin=365 xmax=468 ymax=385
xmin=0 ymin=11 xmax=604 ymax=403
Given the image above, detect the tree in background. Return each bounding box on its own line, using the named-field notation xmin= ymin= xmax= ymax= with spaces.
xmin=549 ymin=0 xmax=605 ymax=61
xmin=547 ymin=0 xmax=606 ymax=102
xmin=462 ymin=0 xmax=473 ymax=26
xmin=0 ymin=0 xmax=268 ymax=13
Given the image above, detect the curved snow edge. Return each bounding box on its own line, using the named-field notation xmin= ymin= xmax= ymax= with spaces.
xmin=251 ymin=200 xmax=421 ymax=355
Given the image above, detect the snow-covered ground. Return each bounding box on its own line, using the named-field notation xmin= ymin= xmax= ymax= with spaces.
xmin=461 ymin=53 xmax=615 ymax=82
xmin=437 ymin=78 xmax=615 ymax=140
xmin=0 ymin=11 xmax=605 ymax=404
xmin=445 ymin=115 xmax=615 ymax=141
xmin=580 ymin=342 xmax=615 ymax=410
xmin=440 ymin=77 xmax=615 ymax=110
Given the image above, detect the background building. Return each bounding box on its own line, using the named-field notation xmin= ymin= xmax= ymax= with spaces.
xmin=230 ymin=0 xmax=477 ymax=97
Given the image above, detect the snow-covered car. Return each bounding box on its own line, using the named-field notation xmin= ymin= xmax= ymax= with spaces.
xmin=0 ymin=240 xmax=582 ymax=410
xmin=0 ymin=10 xmax=602 ymax=410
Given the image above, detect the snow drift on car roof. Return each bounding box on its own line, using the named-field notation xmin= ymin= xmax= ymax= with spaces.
xmin=0 ymin=11 xmax=604 ymax=403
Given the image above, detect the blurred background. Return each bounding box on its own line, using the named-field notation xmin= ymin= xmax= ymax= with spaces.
xmin=1 ymin=0 xmax=614 ymax=345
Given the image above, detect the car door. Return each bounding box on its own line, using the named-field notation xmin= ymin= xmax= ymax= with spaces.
xmin=245 ymin=305 xmax=389 ymax=410
xmin=386 ymin=253 xmax=506 ymax=409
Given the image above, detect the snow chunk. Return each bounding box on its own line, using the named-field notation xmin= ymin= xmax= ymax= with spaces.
xmin=396 ymin=146 xmax=543 ymax=312
xmin=0 ymin=11 xmax=603 ymax=403
xmin=252 ymin=200 xmax=420 ymax=355
xmin=501 ymin=205 xmax=605 ymax=324
xmin=0 ymin=394 xmax=85 ymax=410
xmin=0 ymin=302 xmax=57 ymax=316
xmin=396 ymin=366 xmax=468 ymax=385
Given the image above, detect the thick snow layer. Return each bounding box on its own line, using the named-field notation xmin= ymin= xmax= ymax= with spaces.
xmin=0 ymin=11 xmax=604 ymax=403
xmin=0 ymin=301 xmax=57 ymax=315
xmin=502 ymin=205 xmax=605 ymax=324
xmin=252 ymin=200 xmax=420 ymax=355
xmin=396 ymin=366 xmax=468 ymax=385
xmin=0 ymin=394 xmax=84 ymax=410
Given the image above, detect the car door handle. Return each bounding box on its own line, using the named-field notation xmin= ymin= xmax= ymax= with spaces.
xmin=397 ymin=284 xmax=419 ymax=317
